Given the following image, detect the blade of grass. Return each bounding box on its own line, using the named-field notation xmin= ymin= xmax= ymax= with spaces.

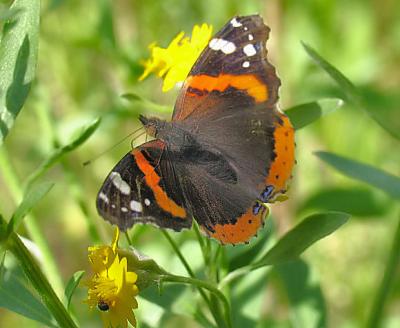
xmin=315 ymin=151 xmax=400 ymax=200
xmin=64 ymin=270 xmax=85 ymax=311
xmin=302 ymin=42 xmax=400 ymax=140
xmin=302 ymin=42 xmax=362 ymax=106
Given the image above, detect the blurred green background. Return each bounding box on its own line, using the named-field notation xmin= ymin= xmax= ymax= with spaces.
xmin=1 ymin=0 xmax=399 ymax=327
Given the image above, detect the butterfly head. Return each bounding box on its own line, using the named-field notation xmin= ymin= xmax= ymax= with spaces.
xmin=139 ymin=115 xmax=166 ymax=138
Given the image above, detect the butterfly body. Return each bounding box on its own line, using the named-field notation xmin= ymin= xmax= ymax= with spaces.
xmin=97 ymin=15 xmax=295 ymax=244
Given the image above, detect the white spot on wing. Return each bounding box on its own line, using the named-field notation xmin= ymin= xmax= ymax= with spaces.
xmin=121 ymin=207 xmax=128 ymax=213
xmin=243 ymin=44 xmax=257 ymax=57
xmin=242 ymin=61 xmax=250 ymax=68
xmin=98 ymin=192 xmax=109 ymax=204
xmin=110 ymin=172 xmax=131 ymax=195
xmin=248 ymin=34 xmax=254 ymax=41
xmin=221 ymin=41 xmax=236 ymax=54
xmin=209 ymin=38 xmax=236 ymax=54
xmin=230 ymin=18 xmax=242 ymax=27
xmin=144 ymin=198 xmax=151 ymax=206
xmin=244 ymin=26 xmax=248 ymax=31
xmin=130 ymin=200 xmax=143 ymax=212
xmin=111 ymin=204 xmax=116 ymax=209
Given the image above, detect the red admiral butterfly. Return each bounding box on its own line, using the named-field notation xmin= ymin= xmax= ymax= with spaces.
xmin=97 ymin=15 xmax=295 ymax=245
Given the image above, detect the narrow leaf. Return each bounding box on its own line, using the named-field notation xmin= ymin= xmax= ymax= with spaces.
xmin=25 ymin=117 xmax=101 ymax=188
xmin=316 ymin=151 xmax=400 ymax=200
xmin=285 ymin=98 xmax=343 ymax=130
xmin=253 ymin=212 xmax=349 ymax=268
xmin=64 ymin=270 xmax=85 ymax=310
xmin=8 ymin=182 xmax=54 ymax=233
xmin=302 ymin=42 xmax=400 ymax=140
xmin=360 ymin=88 xmax=400 ymax=141
xmin=0 ymin=0 xmax=40 ymax=143
xmin=302 ymin=42 xmax=361 ymax=106
xmin=0 ymin=268 xmax=57 ymax=327
xmin=121 ymin=92 xmax=143 ymax=102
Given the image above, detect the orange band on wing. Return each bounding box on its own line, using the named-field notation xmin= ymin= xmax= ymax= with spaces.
xmin=206 ymin=205 xmax=268 ymax=244
xmin=187 ymin=74 xmax=268 ymax=103
xmin=133 ymin=150 xmax=187 ymax=219
xmin=265 ymin=114 xmax=295 ymax=191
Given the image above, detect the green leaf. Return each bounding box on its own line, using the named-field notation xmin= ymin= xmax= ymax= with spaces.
xmin=64 ymin=270 xmax=85 ymax=310
xmin=302 ymin=42 xmax=362 ymax=106
xmin=0 ymin=268 xmax=57 ymax=327
xmin=8 ymin=182 xmax=54 ymax=234
xmin=302 ymin=42 xmax=400 ymax=140
xmin=299 ymin=187 xmax=392 ymax=218
xmin=275 ymin=259 xmax=326 ymax=328
xmin=25 ymin=117 xmax=101 ymax=188
xmin=253 ymin=212 xmax=350 ymax=268
xmin=360 ymin=88 xmax=400 ymax=141
xmin=316 ymin=151 xmax=400 ymax=200
xmin=121 ymin=92 xmax=172 ymax=113
xmin=0 ymin=0 xmax=40 ymax=144
xmin=285 ymin=98 xmax=343 ymax=130
xmin=121 ymin=92 xmax=144 ymax=102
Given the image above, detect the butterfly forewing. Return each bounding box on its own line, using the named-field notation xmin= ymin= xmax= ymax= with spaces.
xmin=172 ymin=15 xmax=280 ymax=121
xmin=97 ymin=140 xmax=192 ymax=231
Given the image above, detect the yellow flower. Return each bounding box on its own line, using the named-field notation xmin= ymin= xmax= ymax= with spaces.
xmin=85 ymin=228 xmax=139 ymax=328
xmin=139 ymin=23 xmax=213 ymax=92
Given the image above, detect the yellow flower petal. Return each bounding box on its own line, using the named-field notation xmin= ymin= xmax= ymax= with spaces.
xmin=85 ymin=227 xmax=139 ymax=327
xmin=139 ymin=23 xmax=213 ymax=92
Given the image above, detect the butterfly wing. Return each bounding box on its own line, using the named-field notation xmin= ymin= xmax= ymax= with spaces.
xmin=97 ymin=139 xmax=192 ymax=231
xmin=172 ymin=15 xmax=280 ymax=121
xmin=169 ymin=15 xmax=295 ymax=243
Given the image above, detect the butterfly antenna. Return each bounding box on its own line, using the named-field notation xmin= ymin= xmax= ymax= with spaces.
xmin=83 ymin=126 xmax=145 ymax=166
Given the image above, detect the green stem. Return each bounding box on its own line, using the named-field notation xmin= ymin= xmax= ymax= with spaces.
xmin=218 ymin=265 xmax=252 ymax=290
xmin=161 ymin=231 xmax=195 ymax=276
xmin=161 ymin=231 xmax=225 ymax=328
xmin=0 ymin=147 xmax=64 ymax=295
xmin=160 ymin=274 xmax=232 ymax=328
xmin=366 ymin=214 xmax=400 ymax=328
xmin=4 ymin=223 xmax=78 ymax=327
xmin=124 ymin=231 xmax=132 ymax=246
xmin=193 ymin=223 xmax=208 ymax=264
